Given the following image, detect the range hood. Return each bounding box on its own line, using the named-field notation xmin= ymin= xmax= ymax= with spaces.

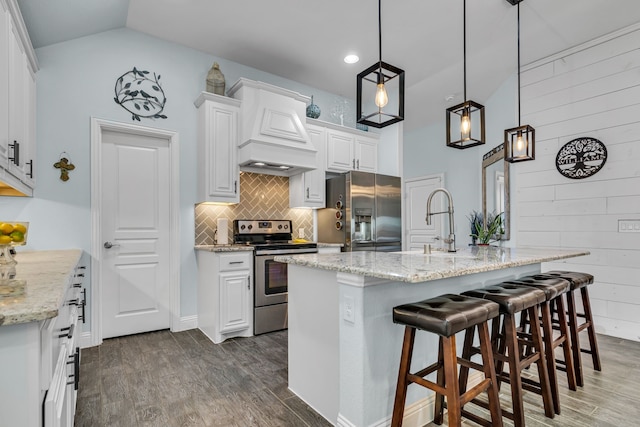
xmin=227 ymin=78 xmax=317 ymax=177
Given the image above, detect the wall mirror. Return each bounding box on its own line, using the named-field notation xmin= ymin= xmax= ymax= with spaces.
xmin=482 ymin=143 xmax=510 ymax=240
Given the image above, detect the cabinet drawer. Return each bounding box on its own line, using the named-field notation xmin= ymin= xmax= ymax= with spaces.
xmin=218 ymin=252 xmax=252 ymax=271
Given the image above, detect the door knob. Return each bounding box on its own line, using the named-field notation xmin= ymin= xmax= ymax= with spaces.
xmin=103 ymin=241 xmax=120 ymax=249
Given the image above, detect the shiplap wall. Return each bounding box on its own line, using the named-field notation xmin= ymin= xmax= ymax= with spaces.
xmin=515 ymin=25 xmax=640 ymax=342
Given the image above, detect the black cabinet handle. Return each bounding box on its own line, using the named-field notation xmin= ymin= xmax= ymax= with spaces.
xmin=8 ymin=141 xmax=19 ymax=166
xmin=58 ymin=324 xmax=75 ymax=339
xmin=80 ymin=289 xmax=86 ymax=324
xmin=26 ymin=160 xmax=33 ymax=178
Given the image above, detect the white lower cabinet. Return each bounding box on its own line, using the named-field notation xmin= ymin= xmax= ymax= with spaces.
xmin=0 ymin=255 xmax=85 ymax=427
xmin=197 ymin=250 xmax=254 ymax=343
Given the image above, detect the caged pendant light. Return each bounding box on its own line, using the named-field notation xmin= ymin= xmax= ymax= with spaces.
xmin=446 ymin=0 xmax=485 ymax=149
xmin=356 ymin=0 xmax=405 ymax=129
xmin=504 ymin=0 xmax=535 ymax=162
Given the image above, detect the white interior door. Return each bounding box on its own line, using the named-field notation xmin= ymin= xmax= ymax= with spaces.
xmin=404 ymin=175 xmax=443 ymax=251
xmin=100 ymin=129 xmax=171 ymax=339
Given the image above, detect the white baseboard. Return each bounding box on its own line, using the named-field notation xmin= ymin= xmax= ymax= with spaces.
xmin=173 ymin=314 xmax=197 ymax=332
xmin=337 ymin=371 xmax=483 ymax=427
xmin=78 ymin=331 xmax=94 ymax=349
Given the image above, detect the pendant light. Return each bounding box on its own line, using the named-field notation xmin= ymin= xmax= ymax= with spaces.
xmin=356 ymin=0 xmax=405 ymax=129
xmin=504 ymin=0 xmax=535 ymax=162
xmin=446 ymin=0 xmax=485 ymax=149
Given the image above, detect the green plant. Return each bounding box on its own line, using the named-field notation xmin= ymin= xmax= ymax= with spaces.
xmin=470 ymin=211 xmax=504 ymax=244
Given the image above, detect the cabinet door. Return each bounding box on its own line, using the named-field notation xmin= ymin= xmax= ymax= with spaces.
xmin=199 ymin=101 xmax=240 ymax=203
xmin=218 ymin=270 xmax=251 ymax=334
xmin=7 ymin=18 xmax=25 ymax=180
xmin=326 ymin=130 xmax=354 ymax=172
xmin=355 ymin=137 xmax=377 ymax=173
xmin=0 ymin=5 xmax=9 ymax=167
xmin=21 ymin=66 xmax=35 ymax=186
xmin=44 ymin=345 xmax=71 ymax=427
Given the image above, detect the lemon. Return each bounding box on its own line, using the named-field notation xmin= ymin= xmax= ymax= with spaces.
xmin=10 ymin=230 xmax=24 ymax=243
xmin=0 ymin=235 xmax=11 ymax=244
xmin=0 ymin=223 xmax=13 ymax=235
xmin=13 ymin=223 xmax=27 ymax=234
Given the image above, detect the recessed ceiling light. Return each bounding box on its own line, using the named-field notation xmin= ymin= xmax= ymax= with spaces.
xmin=344 ymin=54 xmax=359 ymax=64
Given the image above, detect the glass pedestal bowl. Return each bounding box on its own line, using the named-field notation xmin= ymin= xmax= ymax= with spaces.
xmin=0 ymin=222 xmax=29 ymax=288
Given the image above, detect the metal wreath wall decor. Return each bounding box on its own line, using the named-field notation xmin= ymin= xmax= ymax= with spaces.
xmin=114 ymin=67 xmax=167 ymax=121
xmin=555 ymin=137 xmax=607 ymax=179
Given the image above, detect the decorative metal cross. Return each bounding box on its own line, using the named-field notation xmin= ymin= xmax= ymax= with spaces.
xmin=53 ymin=155 xmax=75 ymax=181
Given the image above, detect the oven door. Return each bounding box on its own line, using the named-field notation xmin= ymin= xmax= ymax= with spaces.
xmin=254 ymin=254 xmax=289 ymax=307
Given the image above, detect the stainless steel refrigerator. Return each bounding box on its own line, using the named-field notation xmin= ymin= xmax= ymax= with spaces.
xmin=318 ymin=171 xmax=401 ymax=252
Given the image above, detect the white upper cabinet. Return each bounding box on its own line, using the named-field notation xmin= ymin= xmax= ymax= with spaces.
xmin=289 ymin=123 xmax=325 ymax=208
xmin=0 ymin=0 xmax=37 ymax=196
xmin=324 ymin=124 xmax=378 ymax=173
xmin=195 ymin=92 xmax=241 ymax=204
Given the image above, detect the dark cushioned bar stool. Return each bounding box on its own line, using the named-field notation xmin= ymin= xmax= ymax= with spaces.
xmin=529 ymin=271 xmax=601 ymax=387
xmin=503 ymin=277 xmax=576 ymax=415
xmin=391 ymin=294 xmax=503 ymax=427
xmin=461 ymin=283 xmax=554 ymax=427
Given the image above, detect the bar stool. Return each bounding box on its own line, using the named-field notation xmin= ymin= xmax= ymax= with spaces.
xmin=530 ymin=271 xmax=601 ymax=386
xmin=391 ymin=294 xmax=503 ymax=427
xmin=462 ymin=283 xmax=554 ymax=427
xmin=504 ymin=277 xmax=577 ymax=415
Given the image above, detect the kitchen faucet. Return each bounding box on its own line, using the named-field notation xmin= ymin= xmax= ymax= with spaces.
xmin=426 ymin=188 xmax=456 ymax=252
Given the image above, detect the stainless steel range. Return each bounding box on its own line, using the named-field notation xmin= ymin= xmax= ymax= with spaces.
xmin=233 ymin=219 xmax=317 ymax=335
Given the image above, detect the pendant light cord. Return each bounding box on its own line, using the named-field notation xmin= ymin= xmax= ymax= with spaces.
xmin=463 ymin=0 xmax=467 ymax=101
xmin=517 ymin=2 xmax=521 ymax=126
xmin=378 ymin=0 xmax=383 ymax=68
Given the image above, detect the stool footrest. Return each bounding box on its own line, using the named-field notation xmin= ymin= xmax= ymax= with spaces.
xmin=457 ymin=357 xmax=485 ymax=373
xmin=407 ymin=374 xmax=446 ymax=396
xmin=412 ymin=362 xmax=440 ymax=379
xmin=460 ymin=408 xmax=494 ymax=427
xmin=460 ymin=379 xmax=492 ymax=406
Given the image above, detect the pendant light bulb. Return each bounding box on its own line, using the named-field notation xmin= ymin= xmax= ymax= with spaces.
xmin=460 ymin=108 xmax=471 ymax=139
xmin=375 ymin=83 xmax=388 ymax=108
xmin=515 ymin=130 xmax=524 ymax=152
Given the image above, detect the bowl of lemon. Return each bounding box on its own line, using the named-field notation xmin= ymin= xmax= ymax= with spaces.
xmin=0 ymin=222 xmax=28 ymax=246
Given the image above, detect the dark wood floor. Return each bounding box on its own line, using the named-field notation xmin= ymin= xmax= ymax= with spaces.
xmin=75 ymin=329 xmax=640 ymax=427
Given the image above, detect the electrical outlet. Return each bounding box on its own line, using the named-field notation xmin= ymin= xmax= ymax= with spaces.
xmin=618 ymin=219 xmax=640 ymax=233
xmin=298 ymin=228 xmax=305 ymax=239
xmin=344 ymin=295 xmax=355 ymax=323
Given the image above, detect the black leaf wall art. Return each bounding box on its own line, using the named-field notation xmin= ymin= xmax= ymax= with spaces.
xmin=114 ymin=67 xmax=167 ymax=121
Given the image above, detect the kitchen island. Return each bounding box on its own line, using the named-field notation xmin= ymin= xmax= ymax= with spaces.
xmin=274 ymin=246 xmax=589 ymax=427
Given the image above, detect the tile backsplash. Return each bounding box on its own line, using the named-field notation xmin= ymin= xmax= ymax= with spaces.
xmin=195 ymin=172 xmax=314 ymax=245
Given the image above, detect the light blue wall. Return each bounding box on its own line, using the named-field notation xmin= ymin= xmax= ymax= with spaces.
xmin=0 ymin=28 xmax=356 ymax=331
xmin=403 ymin=74 xmax=517 ymax=245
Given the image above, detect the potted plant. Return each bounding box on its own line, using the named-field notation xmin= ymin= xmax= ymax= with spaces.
xmin=470 ymin=211 xmax=503 ymax=245
xmin=467 ymin=210 xmax=483 ymax=245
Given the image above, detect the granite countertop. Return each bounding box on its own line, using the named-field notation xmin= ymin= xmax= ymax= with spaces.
xmin=0 ymin=249 xmax=83 ymax=326
xmin=195 ymin=244 xmax=254 ymax=252
xmin=274 ymin=246 xmax=590 ymax=283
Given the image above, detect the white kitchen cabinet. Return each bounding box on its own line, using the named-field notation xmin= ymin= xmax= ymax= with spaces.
xmin=0 ymin=252 xmax=85 ymax=427
xmin=325 ymin=126 xmax=378 ymax=173
xmin=195 ymin=92 xmax=241 ymax=204
xmin=196 ymin=249 xmax=254 ymax=343
xmin=289 ymin=123 xmax=325 ymax=208
xmin=0 ymin=0 xmax=37 ymax=195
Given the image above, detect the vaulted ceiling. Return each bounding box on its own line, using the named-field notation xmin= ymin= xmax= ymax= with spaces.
xmin=17 ymin=0 xmax=640 ymax=130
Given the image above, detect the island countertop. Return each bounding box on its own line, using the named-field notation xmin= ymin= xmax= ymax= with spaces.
xmin=274 ymin=246 xmax=590 ymax=283
xmin=0 ymin=249 xmax=83 ymax=326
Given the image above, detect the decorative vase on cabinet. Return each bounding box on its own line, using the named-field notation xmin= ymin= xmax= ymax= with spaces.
xmin=306 ymin=95 xmax=321 ymax=119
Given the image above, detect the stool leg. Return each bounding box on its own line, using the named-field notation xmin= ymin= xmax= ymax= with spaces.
xmin=539 ymin=300 xmax=561 ymax=415
xmin=581 ymin=287 xmax=602 ymax=372
xmin=504 ymin=313 xmax=526 ymax=427
xmin=566 ymin=290 xmax=584 ymax=387
xmin=433 ymin=337 xmax=446 ymax=425
xmin=478 ymin=322 xmax=503 ymax=427
xmin=528 ymin=305 xmax=555 ymax=419
xmin=493 ymin=316 xmax=507 ymax=390
xmin=458 ymin=326 xmax=475 ymax=395
xmin=392 ymin=326 xmax=416 ymax=427
xmin=442 ymin=335 xmax=462 ymax=427
xmin=554 ymin=296 xmax=577 ymax=391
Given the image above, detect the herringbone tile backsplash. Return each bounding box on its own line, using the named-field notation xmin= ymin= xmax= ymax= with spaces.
xmin=195 ymin=172 xmax=314 ymax=245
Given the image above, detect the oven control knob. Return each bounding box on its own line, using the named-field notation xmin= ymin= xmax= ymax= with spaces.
xmin=240 ymin=225 xmax=245 ymax=230
xmin=335 ymin=221 xmax=343 ymax=230
xmin=248 ymin=225 xmax=253 ymax=230
xmin=335 ymin=211 xmax=343 ymax=219
xmin=278 ymin=224 xmax=282 ymax=229
xmin=284 ymin=224 xmax=288 ymax=229
xmin=336 ymin=200 xmax=343 ymax=210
